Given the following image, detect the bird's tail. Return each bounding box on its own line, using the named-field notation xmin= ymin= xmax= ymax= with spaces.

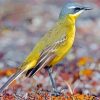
xmin=0 ymin=69 xmax=25 ymax=93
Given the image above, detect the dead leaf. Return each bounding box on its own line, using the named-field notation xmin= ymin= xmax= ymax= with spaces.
xmin=80 ymin=69 xmax=94 ymax=77
xmin=77 ymin=56 xmax=93 ymax=67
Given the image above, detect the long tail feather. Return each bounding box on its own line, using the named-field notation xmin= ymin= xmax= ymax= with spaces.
xmin=0 ymin=69 xmax=25 ymax=93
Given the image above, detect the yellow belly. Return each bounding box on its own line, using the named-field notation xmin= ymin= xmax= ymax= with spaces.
xmin=49 ymin=35 xmax=75 ymax=66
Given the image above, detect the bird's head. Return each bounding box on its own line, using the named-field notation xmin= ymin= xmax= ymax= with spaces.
xmin=59 ymin=3 xmax=92 ymax=19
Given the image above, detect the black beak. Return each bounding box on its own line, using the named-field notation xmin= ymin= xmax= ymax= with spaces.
xmin=82 ymin=7 xmax=92 ymax=10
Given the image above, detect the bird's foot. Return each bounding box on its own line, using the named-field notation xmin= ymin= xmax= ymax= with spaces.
xmin=51 ymin=90 xmax=62 ymax=96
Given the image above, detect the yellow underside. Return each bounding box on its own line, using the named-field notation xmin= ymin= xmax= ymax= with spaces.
xmin=49 ymin=31 xmax=75 ymax=66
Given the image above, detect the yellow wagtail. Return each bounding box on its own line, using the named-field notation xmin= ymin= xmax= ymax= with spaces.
xmin=0 ymin=3 xmax=91 ymax=95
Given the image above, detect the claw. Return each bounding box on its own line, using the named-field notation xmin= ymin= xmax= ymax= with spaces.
xmin=51 ymin=90 xmax=62 ymax=96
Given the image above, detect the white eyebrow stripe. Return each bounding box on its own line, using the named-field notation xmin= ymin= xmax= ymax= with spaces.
xmin=68 ymin=6 xmax=76 ymax=9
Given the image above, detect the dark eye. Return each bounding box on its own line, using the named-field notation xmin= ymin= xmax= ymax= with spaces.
xmin=74 ymin=7 xmax=81 ymax=12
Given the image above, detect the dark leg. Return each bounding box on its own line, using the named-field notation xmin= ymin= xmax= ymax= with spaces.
xmin=45 ymin=66 xmax=61 ymax=96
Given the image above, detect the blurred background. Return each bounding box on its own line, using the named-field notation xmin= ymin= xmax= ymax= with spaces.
xmin=0 ymin=0 xmax=100 ymax=97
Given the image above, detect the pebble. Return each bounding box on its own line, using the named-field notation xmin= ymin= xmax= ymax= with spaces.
xmin=0 ymin=62 xmax=5 ymax=69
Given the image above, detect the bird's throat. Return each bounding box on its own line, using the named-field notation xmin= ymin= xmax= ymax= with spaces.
xmin=66 ymin=15 xmax=76 ymax=25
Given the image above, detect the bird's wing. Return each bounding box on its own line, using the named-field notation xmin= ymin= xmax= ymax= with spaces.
xmin=26 ymin=35 xmax=66 ymax=77
xmin=26 ymin=22 xmax=67 ymax=60
xmin=26 ymin=52 xmax=56 ymax=77
xmin=25 ymin=43 xmax=57 ymax=77
xmin=19 ymin=21 xmax=67 ymax=75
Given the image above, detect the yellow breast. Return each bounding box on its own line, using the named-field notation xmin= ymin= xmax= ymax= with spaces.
xmin=49 ymin=16 xmax=76 ymax=66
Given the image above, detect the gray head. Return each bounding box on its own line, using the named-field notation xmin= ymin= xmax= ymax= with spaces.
xmin=59 ymin=2 xmax=92 ymax=18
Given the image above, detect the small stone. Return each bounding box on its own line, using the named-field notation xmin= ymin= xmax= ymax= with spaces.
xmin=0 ymin=62 xmax=4 ymax=69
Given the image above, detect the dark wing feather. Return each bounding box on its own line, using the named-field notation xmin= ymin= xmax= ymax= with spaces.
xmin=26 ymin=53 xmax=56 ymax=77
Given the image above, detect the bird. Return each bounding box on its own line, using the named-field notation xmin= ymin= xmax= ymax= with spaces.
xmin=0 ymin=2 xmax=91 ymax=95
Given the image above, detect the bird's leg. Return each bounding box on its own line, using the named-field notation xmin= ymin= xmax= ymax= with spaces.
xmin=45 ymin=66 xmax=61 ymax=96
